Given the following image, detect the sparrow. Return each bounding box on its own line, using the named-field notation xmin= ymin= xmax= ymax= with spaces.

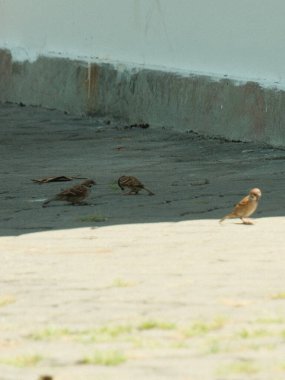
xmin=220 ymin=188 xmax=262 ymax=225
xmin=42 ymin=179 xmax=96 ymax=207
xmin=118 ymin=175 xmax=154 ymax=195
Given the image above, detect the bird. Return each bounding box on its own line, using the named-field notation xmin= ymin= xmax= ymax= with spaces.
xmin=118 ymin=175 xmax=154 ymax=195
xmin=219 ymin=188 xmax=262 ymax=225
xmin=42 ymin=179 xmax=96 ymax=207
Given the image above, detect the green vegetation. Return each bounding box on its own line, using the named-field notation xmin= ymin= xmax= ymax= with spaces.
xmin=30 ymin=325 xmax=133 ymax=343
xmin=79 ymin=215 xmax=107 ymax=223
xmin=247 ymin=342 xmax=276 ymax=351
xmin=111 ymin=278 xmax=135 ymax=288
xmin=218 ymin=360 xmax=259 ymax=376
xmin=280 ymin=363 xmax=285 ymax=371
xmin=271 ymin=292 xmax=285 ymax=300
xmin=207 ymin=339 xmax=222 ymax=354
xmin=81 ymin=325 xmax=133 ymax=343
xmin=256 ymin=316 xmax=285 ymax=324
xmin=182 ymin=317 xmax=227 ymax=338
xmin=29 ymin=327 xmax=74 ymax=341
xmin=109 ymin=182 xmax=120 ymax=191
xmin=80 ymin=350 xmax=126 ymax=366
xmin=0 ymin=355 xmax=42 ymax=368
xmin=138 ymin=320 xmax=176 ymax=331
xmin=131 ymin=337 xmax=164 ymax=349
xmin=26 ymin=314 xmax=285 ymax=364
xmin=0 ymin=296 xmax=15 ymax=308
xmin=237 ymin=328 xmax=271 ymax=339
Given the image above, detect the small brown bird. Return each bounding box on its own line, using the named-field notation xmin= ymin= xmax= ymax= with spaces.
xmin=220 ymin=188 xmax=262 ymax=225
xmin=118 ymin=175 xmax=154 ymax=195
xmin=42 ymin=179 xmax=96 ymax=207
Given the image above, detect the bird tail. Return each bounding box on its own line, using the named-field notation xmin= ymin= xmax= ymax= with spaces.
xmin=219 ymin=212 xmax=236 ymax=223
xmin=143 ymin=187 xmax=155 ymax=196
xmin=42 ymin=198 xmax=54 ymax=208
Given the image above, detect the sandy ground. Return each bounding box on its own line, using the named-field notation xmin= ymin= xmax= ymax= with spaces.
xmin=1 ymin=103 xmax=285 ymax=380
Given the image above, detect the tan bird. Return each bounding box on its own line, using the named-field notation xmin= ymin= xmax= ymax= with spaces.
xmin=42 ymin=179 xmax=96 ymax=207
xmin=220 ymin=188 xmax=262 ymax=225
xmin=118 ymin=175 xmax=154 ymax=195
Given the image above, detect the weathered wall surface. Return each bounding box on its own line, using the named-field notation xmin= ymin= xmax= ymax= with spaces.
xmin=1 ymin=49 xmax=285 ymax=147
xmin=1 ymin=0 xmax=285 ymax=145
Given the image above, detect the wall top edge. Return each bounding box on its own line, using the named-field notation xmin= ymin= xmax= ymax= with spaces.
xmin=1 ymin=46 xmax=284 ymax=92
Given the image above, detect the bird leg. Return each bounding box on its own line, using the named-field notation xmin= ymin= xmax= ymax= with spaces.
xmin=143 ymin=187 xmax=155 ymax=196
xmin=124 ymin=189 xmax=139 ymax=195
xmin=124 ymin=190 xmax=135 ymax=195
xmin=71 ymin=201 xmax=90 ymax=206
xmin=241 ymin=217 xmax=254 ymax=225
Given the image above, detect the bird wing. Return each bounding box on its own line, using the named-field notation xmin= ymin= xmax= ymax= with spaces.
xmin=119 ymin=176 xmax=143 ymax=188
xmin=59 ymin=185 xmax=86 ymax=197
xmin=128 ymin=176 xmax=143 ymax=187
xmin=233 ymin=195 xmax=250 ymax=212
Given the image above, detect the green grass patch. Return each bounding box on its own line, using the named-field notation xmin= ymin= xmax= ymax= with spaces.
xmin=0 ymin=355 xmax=42 ymax=368
xmin=247 ymin=342 xmax=277 ymax=351
xmin=81 ymin=325 xmax=133 ymax=343
xmin=29 ymin=325 xmax=133 ymax=343
xmin=237 ymin=328 xmax=271 ymax=339
xmin=170 ymin=340 xmax=189 ymax=349
xmin=182 ymin=317 xmax=227 ymax=338
xmin=256 ymin=316 xmax=285 ymax=324
xmin=29 ymin=327 xmax=74 ymax=341
xmin=79 ymin=215 xmax=107 ymax=223
xmin=280 ymin=363 xmax=285 ymax=371
xmin=0 ymin=296 xmax=15 ymax=308
xmin=111 ymin=278 xmax=135 ymax=288
xmin=29 ymin=317 xmax=232 ymax=349
xmin=207 ymin=339 xmax=222 ymax=354
xmin=218 ymin=360 xmax=259 ymax=376
xmin=280 ymin=330 xmax=285 ymax=339
xmin=204 ymin=337 xmax=277 ymax=356
xmin=137 ymin=320 xmax=176 ymax=331
xmin=109 ymin=182 xmax=121 ymax=191
xmin=80 ymin=350 xmax=126 ymax=366
xmin=271 ymin=292 xmax=285 ymax=300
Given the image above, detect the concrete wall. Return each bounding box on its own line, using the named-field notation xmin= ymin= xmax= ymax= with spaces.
xmin=1 ymin=0 xmax=285 ymax=86
xmin=1 ymin=0 xmax=285 ymax=146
